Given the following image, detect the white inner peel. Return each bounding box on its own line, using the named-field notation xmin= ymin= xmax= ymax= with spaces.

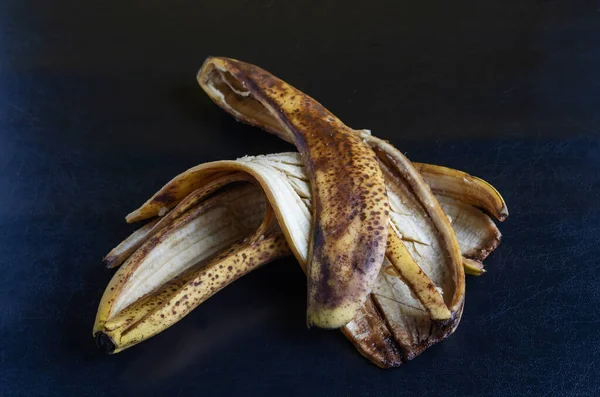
xmin=237 ymin=156 xmax=312 ymax=263
xmin=437 ymin=196 xmax=499 ymax=259
xmin=385 ymin=180 xmax=449 ymax=297
xmin=104 ymin=219 xmax=159 ymax=263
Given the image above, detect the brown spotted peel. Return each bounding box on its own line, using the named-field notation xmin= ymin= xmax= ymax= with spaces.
xmin=94 ymin=57 xmax=508 ymax=367
xmin=197 ymin=57 xmax=390 ymax=328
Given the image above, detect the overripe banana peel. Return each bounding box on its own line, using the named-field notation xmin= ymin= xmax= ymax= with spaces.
xmin=197 ymin=57 xmax=391 ymax=328
xmin=95 ymin=153 xmax=506 ymax=365
xmin=94 ymin=57 xmax=508 ymax=367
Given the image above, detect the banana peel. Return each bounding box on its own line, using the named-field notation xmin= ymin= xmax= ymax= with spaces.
xmin=94 ymin=57 xmax=508 ymax=367
xmin=198 ymin=57 xmax=390 ymax=328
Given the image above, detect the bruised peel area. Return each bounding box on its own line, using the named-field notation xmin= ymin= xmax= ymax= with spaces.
xmin=198 ymin=57 xmax=390 ymax=328
xmin=341 ymin=297 xmax=403 ymax=368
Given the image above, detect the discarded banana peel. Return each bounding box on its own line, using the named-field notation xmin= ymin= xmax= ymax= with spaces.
xmin=198 ymin=57 xmax=390 ymax=329
xmin=95 ymin=58 xmax=508 ymax=367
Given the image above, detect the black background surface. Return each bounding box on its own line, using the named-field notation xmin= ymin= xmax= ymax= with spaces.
xmin=1 ymin=1 xmax=599 ymax=396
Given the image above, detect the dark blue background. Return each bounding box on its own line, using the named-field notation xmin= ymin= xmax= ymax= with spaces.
xmin=1 ymin=1 xmax=599 ymax=396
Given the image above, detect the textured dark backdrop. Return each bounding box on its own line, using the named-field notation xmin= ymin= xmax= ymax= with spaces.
xmin=1 ymin=1 xmax=599 ymax=396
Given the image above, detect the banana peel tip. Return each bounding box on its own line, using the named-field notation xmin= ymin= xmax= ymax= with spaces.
xmin=95 ymin=332 xmax=116 ymax=354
